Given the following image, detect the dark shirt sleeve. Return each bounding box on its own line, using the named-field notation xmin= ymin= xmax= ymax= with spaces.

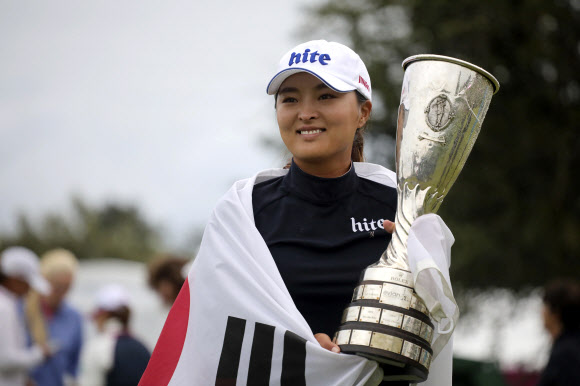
xmin=538 ymin=335 xmax=580 ymax=386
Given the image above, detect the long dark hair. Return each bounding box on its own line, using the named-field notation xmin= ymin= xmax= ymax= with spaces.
xmin=147 ymin=255 xmax=187 ymax=291
xmin=351 ymin=91 xmax=369 ymax=163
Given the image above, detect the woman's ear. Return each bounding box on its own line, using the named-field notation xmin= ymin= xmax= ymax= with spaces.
xmin=359 ymin=100 xmax=372 ymax=127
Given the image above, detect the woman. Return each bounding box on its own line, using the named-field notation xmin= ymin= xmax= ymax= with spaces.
xmin=26 ymin=248 xmax=84 ymax=386
xmin=80 ymin=284 xmax=150 ymax=386
xmin=147 ymin=254 xmax=189 ymax=307
xmin=258 ymin=40 xmax=397 ymax=352
xmin=0 ymin=246 xmax=52 ymax=386
xmin=259 ymin=39 xmax=407 ymax=384
xmin=141 ymin=40 xmax=430 ymax=386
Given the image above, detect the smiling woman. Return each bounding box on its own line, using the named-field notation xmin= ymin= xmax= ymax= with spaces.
xmin=268 ymin=40 xmax=374 ymax=178
xmin=256 ymin=40 xmax=407 ymax=386
xmin=275 ymin=73 xmax=372 ymax=177
xmin=140 ymin=40 xmax=406 ymax=386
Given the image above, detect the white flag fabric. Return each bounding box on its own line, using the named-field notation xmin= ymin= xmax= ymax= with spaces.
xmin=407 ymin=214 xmax=458 ymax=386
xmin=139 ymin=163 xmax=455 ymax=386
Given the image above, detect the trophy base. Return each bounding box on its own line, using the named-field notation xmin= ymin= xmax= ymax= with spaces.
xmin=349 ymin=349 xmax=427 ymax=382
xmin=334 ymin=266 xmax=434 ymax=382
xmin=339 ymin=336 xmax=429 ymax=382
xmin=335 ymin=321 xmax=432 ymax=382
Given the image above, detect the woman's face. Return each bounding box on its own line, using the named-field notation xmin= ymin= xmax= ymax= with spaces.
xmin=156 ymin=279 xmax=179 ymax=306
xmin=42 ymin=271 xmax=73 ymax=310
xmin=542 ymin=303 xmax=562 ymax=340
xmin=4 ymin=276 xmax=30 ymax=297
xmin=276 ymin=72 xmax=371 ymax=176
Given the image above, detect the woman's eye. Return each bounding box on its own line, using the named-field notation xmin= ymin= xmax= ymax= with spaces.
xmin=320 ymin=93 xmax=336 ymax=100
xmin=281 ymin=97 xmax=297 ymax=103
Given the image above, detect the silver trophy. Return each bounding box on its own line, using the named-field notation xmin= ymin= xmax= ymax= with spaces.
xmin=334 ymin=55 xmax=499 ymax=382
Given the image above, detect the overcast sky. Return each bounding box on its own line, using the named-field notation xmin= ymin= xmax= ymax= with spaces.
xmin=0 ymin=0 xmax=319 ymax=248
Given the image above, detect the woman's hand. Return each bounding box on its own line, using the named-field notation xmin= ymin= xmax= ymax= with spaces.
xmin=314 ymin=221 xmax=395 ymax=355
xmin=314 ymin=333 xmax=340 ymax=353
xmin=39 ymin=342 xmax=53 ymax=360
xmin=383 ymin=220 xmax=395 ymax=234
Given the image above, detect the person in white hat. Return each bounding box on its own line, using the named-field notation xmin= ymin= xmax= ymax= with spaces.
xmin=142 ymin=40 xmax=454 ymax=386
xmin=262 ymin=40 xmax=407 ymax=385
xmin=0 ymin=246 xmax=52 ymax=386
xmin=79 ymin=284 xmax=150 ymax=386
xmin=266 ymin=40 xmax=374 ymax=169
xmin=141 ymin=40 xmax=401 ymax=386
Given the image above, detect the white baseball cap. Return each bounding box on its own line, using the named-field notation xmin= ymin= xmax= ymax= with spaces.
xmin=0 ymin=246 xmax=51 ymax=295
xmin=95 ymin=284 xmax=130 ymax=311
xmin=266 ymin=40 xmax=372 ymax=101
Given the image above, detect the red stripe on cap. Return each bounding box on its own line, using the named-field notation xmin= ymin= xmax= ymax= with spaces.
xmin=359 ymin=76 xmax=370 ymax=91
xmin=138 ymin=278 xmax=191 ymax=386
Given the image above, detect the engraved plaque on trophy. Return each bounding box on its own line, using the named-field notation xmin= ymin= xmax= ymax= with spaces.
xmin=334 ymin=55 xmax=500 ymax=382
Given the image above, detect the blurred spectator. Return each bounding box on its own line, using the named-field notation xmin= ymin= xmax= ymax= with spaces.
xmin=0 ymin=247 xmax=52 ymax=386
xmin=537 ymin=278 xmax=580 ymax=386
xmin=25 ymin=248 xmax=83 ymax=386
xmin=147 ymin=255 xmax=188 ymax=306
xmin=79 ymin=284 xmax=150 ymax=386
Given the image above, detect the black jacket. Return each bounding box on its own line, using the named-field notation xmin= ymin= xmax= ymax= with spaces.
xmin=538 ymin=329 xmax=580 ymax=386
xmin=253 ymin=162 xmax=409 ymax=385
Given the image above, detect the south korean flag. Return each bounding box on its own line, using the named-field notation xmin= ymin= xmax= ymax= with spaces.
xmin=139 ymin=164 xmax=455 ymax=386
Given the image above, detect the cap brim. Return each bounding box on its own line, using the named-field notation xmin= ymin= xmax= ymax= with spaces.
xmin=266 ymin=68 xmax=355 ymax=95
xmin=30 ymin=275 xmax=51 ymax=295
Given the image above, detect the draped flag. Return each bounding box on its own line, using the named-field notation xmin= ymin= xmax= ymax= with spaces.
xmin=139 ymin=163 xmax=455 ymax=386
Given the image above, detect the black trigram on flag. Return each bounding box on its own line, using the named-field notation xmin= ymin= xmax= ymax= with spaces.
xmin=215 ymin=316 xmax=307 ymax=386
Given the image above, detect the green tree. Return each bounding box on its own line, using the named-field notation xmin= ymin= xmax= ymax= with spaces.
xmin=303 ymin=0 xmax=580 ymax=290
xmin=0 ymin=197 xmax=161 ymax=261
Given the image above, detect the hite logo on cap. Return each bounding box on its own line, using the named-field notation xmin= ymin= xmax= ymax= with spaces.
xmin=266 ymin=40 xmax=372 ymax=102
xmin=289 ymin=48 xmax=331 ymax=66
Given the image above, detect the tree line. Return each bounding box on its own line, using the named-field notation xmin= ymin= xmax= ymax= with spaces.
xmin=0 ymin=198 xmax=161 ymax=262
xmin=302 ymin=0 xmax=580 ymax=290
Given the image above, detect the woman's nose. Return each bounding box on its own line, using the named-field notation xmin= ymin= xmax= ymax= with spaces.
xmin=298 ymin=103 xmax=318 ymax=121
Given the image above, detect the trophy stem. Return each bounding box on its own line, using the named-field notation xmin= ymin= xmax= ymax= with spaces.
xmin=379 ymin=180 xmax=436 ymax=270
xmin=378 ymin=193 xmax=412 ymax=269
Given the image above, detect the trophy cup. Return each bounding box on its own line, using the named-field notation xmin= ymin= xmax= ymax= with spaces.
xmin=334 ymin=55 xmax=500 ymax=382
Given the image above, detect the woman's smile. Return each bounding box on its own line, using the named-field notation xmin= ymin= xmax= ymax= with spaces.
xmin=297 ymin=126 xmax=326 ymax=137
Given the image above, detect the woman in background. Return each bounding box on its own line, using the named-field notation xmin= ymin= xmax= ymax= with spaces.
xmin=26 ymin=248 xmax=83 ymax=386
xmin=147 ymin=254 xmax=188 ymax=307
xmin=80 ymin=284 xmax=150 ymax=386
xmin=538 ymin=278 xmax=580 ymax=385
xmin=0 ymin=247 xmax=52 ymax=386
